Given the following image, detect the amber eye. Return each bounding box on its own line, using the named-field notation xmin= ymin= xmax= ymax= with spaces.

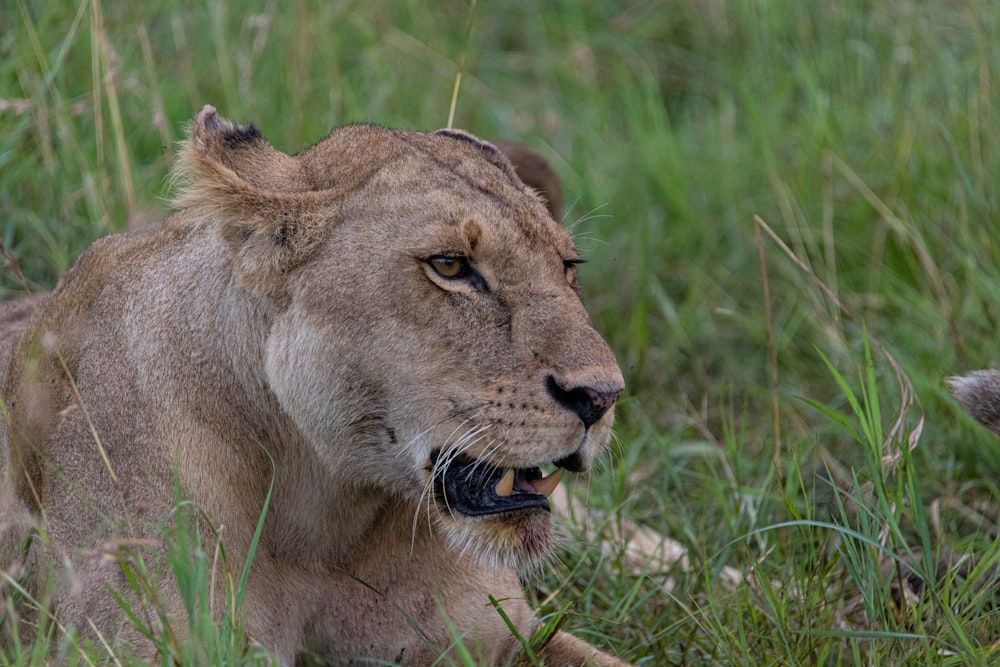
xmin=429 ymin=255 xmax=468 ymax=279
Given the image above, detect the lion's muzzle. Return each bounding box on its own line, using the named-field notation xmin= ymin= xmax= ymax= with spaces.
xmin=545 ymin=374 xmax=622 ymax=432
xmin=431 ymin=451 xmax=566 ymax=517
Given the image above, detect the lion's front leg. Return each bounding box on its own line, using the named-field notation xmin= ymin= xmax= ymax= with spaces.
xmin=534 ymin=629 xmax=633 ymax=667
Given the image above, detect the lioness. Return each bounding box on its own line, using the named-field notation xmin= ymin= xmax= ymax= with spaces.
xmin=0 ymin=106 xmax=631 ymax=665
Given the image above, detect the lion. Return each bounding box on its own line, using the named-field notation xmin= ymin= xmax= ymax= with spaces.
xmin=0 ymin=106 xmax=632 ymax=666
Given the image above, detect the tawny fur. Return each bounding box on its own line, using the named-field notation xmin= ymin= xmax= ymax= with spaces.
xmin=0 ymin=106 xmax=630 ymax=666
xmin=492 ymin=139 xmax=564 ymax=222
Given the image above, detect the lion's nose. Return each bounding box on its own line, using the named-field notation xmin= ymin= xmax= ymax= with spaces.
xmin=545 ymin=375 xmax=623 ymax=429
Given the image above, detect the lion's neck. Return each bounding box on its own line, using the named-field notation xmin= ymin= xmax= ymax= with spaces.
xmin=267 ymin=450 xmax=401 ymax=564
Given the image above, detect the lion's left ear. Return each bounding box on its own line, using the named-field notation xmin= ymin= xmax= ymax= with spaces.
xmin=171 ymin=106 xmax=330 ymax=296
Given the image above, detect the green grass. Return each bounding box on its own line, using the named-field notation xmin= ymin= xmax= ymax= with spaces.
xmin=4 ymin=0 xmax=1000 ymax=664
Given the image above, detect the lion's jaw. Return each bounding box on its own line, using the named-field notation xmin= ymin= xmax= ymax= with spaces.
xmin=266 ymin=360 xmax=619 ymax=574
xmin=181 ymin=108 xmax=624 ymax=572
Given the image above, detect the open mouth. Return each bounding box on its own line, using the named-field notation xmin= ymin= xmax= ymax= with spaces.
xmin=430 ymin=451 xmax=564 ymax=517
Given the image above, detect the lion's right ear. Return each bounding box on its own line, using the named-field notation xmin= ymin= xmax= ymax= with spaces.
xmin=171 ymin=106 xmax=330 ymax=296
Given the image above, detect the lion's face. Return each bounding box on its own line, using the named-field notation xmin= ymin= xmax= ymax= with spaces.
xmin=176 ymin=108 xmax=623 ymax=570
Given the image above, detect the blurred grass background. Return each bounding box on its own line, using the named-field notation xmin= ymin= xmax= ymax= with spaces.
xmin=3 ymin=0 xmax=1000 ymax=664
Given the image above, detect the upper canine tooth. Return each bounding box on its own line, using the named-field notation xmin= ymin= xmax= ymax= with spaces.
xmin=528 ymin=468 xmax=563 ymax=498
xmin=495 ymin=468 xmax=515 ymax=497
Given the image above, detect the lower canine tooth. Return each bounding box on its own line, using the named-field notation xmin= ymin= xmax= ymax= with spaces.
xmin=495 ymin=469 xmax=515 ymax=497
xmin=528 ymin=468 xmax=563 ymax=498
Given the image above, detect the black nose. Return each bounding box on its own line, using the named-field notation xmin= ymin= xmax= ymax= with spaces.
xmin=546 ymin=375 xmax=622 ymax=429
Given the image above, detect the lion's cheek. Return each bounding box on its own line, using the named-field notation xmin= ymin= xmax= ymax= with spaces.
xmin=265 ymin=323 xmax=326 ymax=428
xmin=262 ymin=316 xmax=428 ymax=489
xmin=262 ymin=318 xmax=369 ymax=462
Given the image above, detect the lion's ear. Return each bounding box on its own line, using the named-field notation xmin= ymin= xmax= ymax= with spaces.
xmin=171 ymin=106 xmax=329 ymax=296
xmin=492 ymin=140 xmax=563 ymax=222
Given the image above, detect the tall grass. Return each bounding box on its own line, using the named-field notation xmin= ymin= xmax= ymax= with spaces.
xmin=3 ymin=0 xmax=1000 ymax=664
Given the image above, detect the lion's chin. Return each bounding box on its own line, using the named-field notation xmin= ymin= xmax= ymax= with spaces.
xmin=439 ymin=509 xmax=557 ymax=575
xmin=428 ymin=450 xmax=571 ymax=571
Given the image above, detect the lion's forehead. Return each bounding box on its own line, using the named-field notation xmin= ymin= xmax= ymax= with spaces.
xmin=305 ymin=125 xmax=545 ymax=211
xmin=324 ymin=134 xmax=575 ymax=263
xmin=302 ymin=125 xmax=512 ymax=186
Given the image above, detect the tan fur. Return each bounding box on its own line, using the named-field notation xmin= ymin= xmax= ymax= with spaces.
xmin=0 ymin=106 xmax=630 ymax=666
xmin=493 ymin=140 xmax=564 ymax=221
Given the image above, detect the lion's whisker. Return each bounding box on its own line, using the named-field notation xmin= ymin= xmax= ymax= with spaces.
xmin=466 ymin=438 xmax=505 ymax=482
xmin=410 ymin=418 xmax=492 ymax=550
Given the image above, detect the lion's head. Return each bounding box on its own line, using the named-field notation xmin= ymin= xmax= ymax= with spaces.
xmin=173 ymin=106 xmax=623 ymax=570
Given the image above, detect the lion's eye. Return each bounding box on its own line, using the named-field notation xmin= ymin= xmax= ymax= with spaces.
xmin=426 ymin=255 xmax=489 ymax=292
xmin=429 ymin=255 xmax=469 ymax=279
